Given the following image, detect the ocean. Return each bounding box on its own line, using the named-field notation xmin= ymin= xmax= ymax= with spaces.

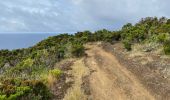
xmin=0 ymin=34 xmax=58 ymax=50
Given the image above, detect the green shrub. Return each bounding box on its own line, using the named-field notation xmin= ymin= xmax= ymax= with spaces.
xmin=123 ymin=40 xmax=132 ymax=51
xmin=0 ymin=79 xmax=51 ymax=100
xmin=163 ymin=40 xmax=170 ymax=55
xmin=0 ymin=95 xmax=6 ymax=100
xmin=8 ymin=86 xmax=31 ymax=100
xmin=71 ymin=43 xmax=85 ymax=57
xmin=157 ymin=33 xmax=169 ymax=43
xmin=49 ymin=69 xmax=63 ymax=78
xmin=57 ymin=47 xmax=65 ymax=60
xmin=20 ymin=58 xmax=34 ymax=68
xmin=31 ymin=81 xmax=51 ymax=100
xmin=0 ymin=57 xmax=5 ymax=68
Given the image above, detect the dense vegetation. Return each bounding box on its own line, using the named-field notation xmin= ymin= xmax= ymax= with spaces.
xmin=0 ymin=17 xmax=170 ymax=99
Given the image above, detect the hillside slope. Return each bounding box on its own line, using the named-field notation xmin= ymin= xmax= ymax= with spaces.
xmin=0 ymin=17 xmax=170 ymax=99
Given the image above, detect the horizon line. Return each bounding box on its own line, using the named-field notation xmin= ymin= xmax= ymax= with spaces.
xmin=0 ymin=32 xmax=76 ymax=34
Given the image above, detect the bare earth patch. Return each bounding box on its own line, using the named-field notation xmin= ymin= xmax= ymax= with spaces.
xmin=51 ymin=59 xmax=75 ymax=100
xmin=84 ymin=43 xmax=155 ymax=100
xmin=61 ymin=42 xmax=170 ymax=100
xmin=102 ymin=42 xmax=170 ymax=100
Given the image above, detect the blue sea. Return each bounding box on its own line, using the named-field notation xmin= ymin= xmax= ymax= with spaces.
xmin=0 ymin=34 xmax=58 ymax=50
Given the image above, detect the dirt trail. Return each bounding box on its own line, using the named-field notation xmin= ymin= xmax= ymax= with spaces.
xmin=84 ymin=44 xmax=155 ymax=100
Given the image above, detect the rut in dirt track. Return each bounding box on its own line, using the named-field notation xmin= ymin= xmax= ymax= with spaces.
xmin=84 ymin=44 xmax=155 ymax=100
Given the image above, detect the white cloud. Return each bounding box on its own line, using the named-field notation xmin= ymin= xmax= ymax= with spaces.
xmin=0 ymin=0 xmax=169 ymax=32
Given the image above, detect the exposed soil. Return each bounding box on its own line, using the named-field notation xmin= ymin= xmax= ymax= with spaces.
xmin=52 ymin=59 xmax=75 ymax=100
xmin=62 ymin=42 xmax=170 ymax=100
xmin=83 ymin=43 xmax=155 ymax=100
xmin=102 ymin=42 xmax=170 ymax=100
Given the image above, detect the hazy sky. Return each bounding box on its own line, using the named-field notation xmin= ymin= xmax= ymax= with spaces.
xmin=0 ymin=0 xmax=170 ymax=33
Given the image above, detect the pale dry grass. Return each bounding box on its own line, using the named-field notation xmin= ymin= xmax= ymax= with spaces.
xmin=128 ymin=43 xmax=166 ymax=66
xmin=129 ymin=44 xmax=155 ymax=65
xmin=129 ymin=44 xmax=145 ymax=58
xmin=63 ymin=59 xmax=90 ymax=100
xmin=47 ymin=73 xmax=56 ymax=88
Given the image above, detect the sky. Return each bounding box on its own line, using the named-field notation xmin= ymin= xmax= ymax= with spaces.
xmin=0 ymin=0 xmax=170 ymax=33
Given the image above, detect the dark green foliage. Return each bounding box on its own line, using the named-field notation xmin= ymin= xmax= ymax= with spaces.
xmin=163 ymin=40 xmax=170 ymax=55
xmin=123 ymin=40 xmax=132 ymax=51
xmin=0 ymin=79 xmax=51 ymax=100
xmin=167 ymin=19 xmax=170 ymax=24
xmin=71 ymin=43 xmax=85 ymax=57
xmin=31 ymin=81 xmax=51 ymax=100
xmin=119 ymin=17 xmax=170 ymax=51
xmin=157 ymin=33 xmax=169 ymax=43
xmin=57 ymin=47 xmax=65 ymax=60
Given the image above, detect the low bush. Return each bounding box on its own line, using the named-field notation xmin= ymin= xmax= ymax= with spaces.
xmin=157 ymin=33 xmax=169 ymax=43
xmin=163 ymin=40 xmax=170 ymax=55
xmin=71 ymin=43 xmax=85 ymax=57
xmin=0 ymin=79 xmax=52 ymax=100
xmin=123 ymin=40 xmax=132 ymax=51
xmin=49 ymin=69 xmax=63 ymax=79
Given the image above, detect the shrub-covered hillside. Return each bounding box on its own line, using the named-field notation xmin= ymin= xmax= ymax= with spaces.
xmin=0 ymin=17 xmax=170 ymax=99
